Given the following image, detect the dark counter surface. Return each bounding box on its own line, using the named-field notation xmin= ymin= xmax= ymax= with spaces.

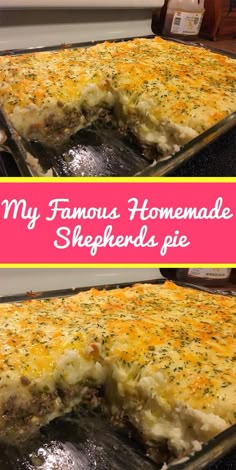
xmin=169 ymin=126 xmax=236 ymax=177
xmin=200 ymin=38 xmax=236 ymax=55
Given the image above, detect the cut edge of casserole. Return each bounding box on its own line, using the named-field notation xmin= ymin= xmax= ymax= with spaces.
xmin=0 ymin=37 xmax=235 ymax=157
xmin=0 ymin=281 xmax=235 ymax=459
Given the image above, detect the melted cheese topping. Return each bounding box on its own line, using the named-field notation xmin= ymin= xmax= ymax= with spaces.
xmin=0 ymin=37 xmax=235 ymax=154
xmin=0 ymin=281 xmax=235 ymax=454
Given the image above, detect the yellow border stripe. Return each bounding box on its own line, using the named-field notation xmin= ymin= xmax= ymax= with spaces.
xmin=1 ymin=177 xmax=236 ymax=183
xmin=1 ymin=264 xmax=236 ymax=269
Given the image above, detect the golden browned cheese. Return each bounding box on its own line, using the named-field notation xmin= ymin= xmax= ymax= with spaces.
xmin=0 ymin=37 xmax=235 ymax=154
xmin=0 ymin=281 xmax=235 ymax=454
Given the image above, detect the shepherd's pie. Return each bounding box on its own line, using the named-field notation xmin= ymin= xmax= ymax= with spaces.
xmin=0 ymin=37 xmax=235 ymax=155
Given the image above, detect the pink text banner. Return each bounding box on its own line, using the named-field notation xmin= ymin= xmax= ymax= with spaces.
xmin=0 ymin=180 xmax=235 ymax=265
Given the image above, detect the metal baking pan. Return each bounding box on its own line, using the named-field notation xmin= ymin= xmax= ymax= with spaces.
xmin=0 ymin=278 xmax=235 ymax=469
xmin=0 ymin=36 xmax=235 ymax=177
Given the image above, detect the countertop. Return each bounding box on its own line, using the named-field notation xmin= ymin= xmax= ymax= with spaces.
xmin=199 ymin=37 xmax=236 ymax=54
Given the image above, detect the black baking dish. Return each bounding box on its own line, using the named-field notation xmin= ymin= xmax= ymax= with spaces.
xmin=0 ymin=279 xmax=235 ymax=470
xmin=0 ymin=36 xmax=235 ymax=177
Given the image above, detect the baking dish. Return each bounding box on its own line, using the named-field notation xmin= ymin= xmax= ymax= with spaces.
xmin=0 ymin=36 xmax=235 ymax=177
xmin=0 ymin=279 xmax=235 ymax=470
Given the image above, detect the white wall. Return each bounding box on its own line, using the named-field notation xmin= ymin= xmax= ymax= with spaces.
xmin=0 ymin=8 xmax=158 ymax=49
xmin=0 ymin=268 xmax=163 ymax=296
xmin=2 ymin=1 xmax=164 ymax=8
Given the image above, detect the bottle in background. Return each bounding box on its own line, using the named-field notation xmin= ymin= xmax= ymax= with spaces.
xmin=160 ymin=268 xmax=235 ymax=288
xmin=161 ymin=0 xmax=205 ymax=40
xmin=176 ymin=268 xmax=232 ymax=287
